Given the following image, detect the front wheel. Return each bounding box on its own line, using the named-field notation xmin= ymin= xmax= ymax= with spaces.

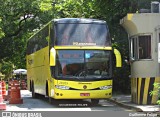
xmin=91 ymin=99 xmax=99 ymax=105
xmin=48 ymin=97 xmax=53 ymax=104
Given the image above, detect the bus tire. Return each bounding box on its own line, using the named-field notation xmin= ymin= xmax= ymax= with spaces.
xmin=46 ymin=81 xmax=52 ymax=104
xmin=49 ymin=97 xmax=53 ymax=104
xmin=46 ymin=81 xmax=48 ymax=96
xmin=30 ymin=80 xmax=32 ymax=92
xmin=91 ymin=99 xmax=99 ymax=105
xmin=32 ymin=81 xmax=38 ymax=98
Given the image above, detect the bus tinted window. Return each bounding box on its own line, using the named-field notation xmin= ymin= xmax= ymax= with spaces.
xmin=27 ymin=25 xmax=49 ymax=55
xmin=55 ymin=23 xmax=111 ymax=46
xmin=55 ymin=50 xmax=112 ymax=80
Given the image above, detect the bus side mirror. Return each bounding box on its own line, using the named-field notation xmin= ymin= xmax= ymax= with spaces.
xmin=50 ymin=47 xmax=56 ymax=66
xmin=114 ymin=49 xmax=122 ymax=67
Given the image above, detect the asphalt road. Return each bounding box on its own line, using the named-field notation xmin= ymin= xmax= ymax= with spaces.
xmin=4 ymin=90 xmax=133 ymax=111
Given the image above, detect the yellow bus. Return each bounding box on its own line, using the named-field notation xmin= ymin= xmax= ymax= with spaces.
xmin=26 ymin=18 xmax=122 ymax=104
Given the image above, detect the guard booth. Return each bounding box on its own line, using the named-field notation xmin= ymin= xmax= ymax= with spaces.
xmin=120 ymin=13 xmax=160 ymax=104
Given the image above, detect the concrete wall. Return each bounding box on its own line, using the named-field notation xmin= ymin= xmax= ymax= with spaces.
xmin=120 ymin=13 xmax=160 ymax=78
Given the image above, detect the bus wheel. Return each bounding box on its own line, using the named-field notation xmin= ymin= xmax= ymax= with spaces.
xmin=30 ymin=80 xmax=32 ymax=92
xmin=91 ymin=99 xmax=99 ymax=105
xmin=46 ymin=82 xmax=52 ymax=104
xmin=46 ymin=82 xmax=48 ymax=96
xmin=49 ymin=97 xmax=53 ymax=104
xmin=31 ymin=81 xmax=35 ymax=98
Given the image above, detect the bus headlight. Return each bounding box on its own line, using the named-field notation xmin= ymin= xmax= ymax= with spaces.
xmin=99 ymin=85 xmax=112 ymax=90
xmin=55 ymin=85 xmax=70 ymax=90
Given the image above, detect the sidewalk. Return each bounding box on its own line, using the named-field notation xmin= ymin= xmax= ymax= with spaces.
xmin=107 ymin=94 xmax=160 ymax=115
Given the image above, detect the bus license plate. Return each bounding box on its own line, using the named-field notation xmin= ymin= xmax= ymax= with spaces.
xmin=80 ymin=93 xmax=90 ymax=96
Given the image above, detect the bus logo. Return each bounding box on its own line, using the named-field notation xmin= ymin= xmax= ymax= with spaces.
xmin=83 ymin=85 xmax=87 ymax=89
xmin=28 ymin=59 xmax=33 ymax=65
xmin=73 ymin=42 xmax=96 ymax=46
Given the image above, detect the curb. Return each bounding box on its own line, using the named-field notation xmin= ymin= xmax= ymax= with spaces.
xmin=106 ymin=98 xmax=143 ymax=112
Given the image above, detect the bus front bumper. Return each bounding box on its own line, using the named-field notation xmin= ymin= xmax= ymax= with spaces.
xmin=52 ymin=89 xmax=112 ymax=99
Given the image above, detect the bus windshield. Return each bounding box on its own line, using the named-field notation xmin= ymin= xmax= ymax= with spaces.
xmin=55 ymin=50 xmax=112 ymax=80
xmin=55 ymin=23 xmax=111 ymax=46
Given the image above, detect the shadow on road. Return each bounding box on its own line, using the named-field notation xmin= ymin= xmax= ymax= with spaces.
xmin=5 ymin=90 xmax=130 ymax=111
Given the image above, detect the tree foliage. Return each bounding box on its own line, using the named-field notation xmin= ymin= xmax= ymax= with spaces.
xmin=0 ymin=0 xmax=54 ymax=67
xmin=0 ymin=18 xmax=5 ymax=39
xmin=150 ymin=83 xmax=160 ymax=105
xmin=0 ymin=61 xmax=13 ymax=80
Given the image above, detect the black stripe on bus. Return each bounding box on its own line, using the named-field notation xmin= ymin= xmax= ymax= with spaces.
xmin=131 ymin=79 xmax=134 ymax=102
xmin=147 ymin=77 xmax=155 ymax=104
xmin=140 ymin=78 xmax=145 ymax=104
xmin=136 ymin=78 xmax=139 ymax=103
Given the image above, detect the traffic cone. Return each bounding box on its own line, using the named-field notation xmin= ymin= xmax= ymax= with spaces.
xmin=9 ymin=80 xmax=23 ymax=104
xmin=0 ymin=82 xmax=6 ymax=110
xmin=20 ymin=80 xmax=27 ymax=90
xmin=1 ymin=80 xmax=7 ymax=100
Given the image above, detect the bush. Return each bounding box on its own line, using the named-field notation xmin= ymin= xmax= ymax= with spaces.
xmin=150 ymin=83 xmax=160 ymax=105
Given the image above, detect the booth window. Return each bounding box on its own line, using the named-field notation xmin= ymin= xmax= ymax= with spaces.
xmin=130 ymin=35 xmax=151 ymax=60
xmin=130 ymin=37 xmax=138 ymax=60
xmin=138 ymin=36 xmax=151 ymax=59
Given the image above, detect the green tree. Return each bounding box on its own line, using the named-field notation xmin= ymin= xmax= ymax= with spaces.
xmin=0 ymin=61 xmax=13 ymax=80
xmin=0 ymin=0 xmax=55 ymax=68
xmin=0 ymin=18 xmax=5 ymax=39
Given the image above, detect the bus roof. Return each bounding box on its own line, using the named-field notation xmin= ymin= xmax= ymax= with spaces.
xmin=53 ymin=18 xmax=106 ymax=24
